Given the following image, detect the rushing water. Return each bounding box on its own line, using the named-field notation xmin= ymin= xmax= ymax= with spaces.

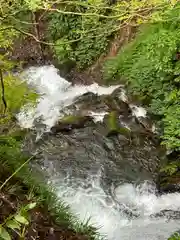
xmin=17 ymin=66 xmax=120 ymax=129
xmin=18 ymin=65 xmax=180 ymax=240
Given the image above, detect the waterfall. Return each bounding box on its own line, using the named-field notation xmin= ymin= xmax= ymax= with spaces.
xmin=17 ymin=65 xmax=180 ymax=240
xmin=17 ymin=65 xmax=120 ymax=130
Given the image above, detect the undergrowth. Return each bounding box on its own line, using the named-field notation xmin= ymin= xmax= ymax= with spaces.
xmin=46 ymin=1 xmax=117 ymax=69
xmin=0 ymin=133 xmax=102 ymax=239
xmin=104 ymin=3 xmax=180 ymax=151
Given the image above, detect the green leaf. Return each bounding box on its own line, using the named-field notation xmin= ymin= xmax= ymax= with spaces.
xmin=6 ymin=220 xmax=21 ymax=230
xmin=14 ymin=215 xmax=29 ymax=225
xmin=0 ymin=226 xmax=11 ymax=240
xmin=25 ymin=202 xmax=37 ymax=210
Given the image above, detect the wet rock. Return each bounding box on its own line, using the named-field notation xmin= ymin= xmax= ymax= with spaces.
xmin=51 ymin=115 xmax=94 ymax=134
xmin=75 ymin=93 xmax=110 ymax=113
xmin=105 ymin=88 xmax=130 ymax=114
xmin=24 ymin=116 xmax=163 ymax=187
xmin=158 ymin=173 xmax=180 ymax=193
xmin=71 ymin=88 xmax=131 ymax=116
xmin=103 ymin=111 xmax=130 ymax=137
xmin=104 ymin=95 xmax=130 ymax=115
xmin=135 ymin=116 xmax=153 ymax=132
xmin=151 ymin=210 xmax=180 ymax=220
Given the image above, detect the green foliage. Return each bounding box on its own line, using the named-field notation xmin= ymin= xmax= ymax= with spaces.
xmin=0 ymin=73 xmax=37 ymax=123
xmin=168 ymin=232 xmax=180 ymax=240
xmin=47 ymin=0 xmax=117 ymax=68
xmin=46 ymin=0 xmax=179 ymax=69
xmin=160 ymin=161 xmax=179 ymax=176
xmin=0 ymin=0 xmax=177 ymax=70
xmin=104 ymin=4 xmax=180 ymax=150
xmin=0 ymin=136 xmax=22 ymax=161
xmin=0 ymin=202 xmax=37 ymax=240
xmin=0 ymin=73 xmax=37 ymax=117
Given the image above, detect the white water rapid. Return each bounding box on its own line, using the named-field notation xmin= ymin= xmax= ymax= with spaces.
xmin=17 ymin=65 xmax=120 ymax=129
xmin=18 ymin=65 xmax=180 ymax=240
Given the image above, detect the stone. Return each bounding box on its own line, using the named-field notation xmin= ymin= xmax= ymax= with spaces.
xmin=51 ymin=115 xmax=94 ymax=134
xmin=103 ymin=111 xmax=131 ymax=137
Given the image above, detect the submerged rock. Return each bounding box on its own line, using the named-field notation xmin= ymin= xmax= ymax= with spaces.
xmin=151 ymin=210 xmax=180 ymax=220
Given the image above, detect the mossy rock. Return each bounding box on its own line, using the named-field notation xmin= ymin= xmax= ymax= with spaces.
xmin=51 ymin=115 xmax=94 ymax=133
xmin=104 ymin=111 xmax=130 ymax=137
xmin=104 ymin=95 xmax=130 ymax=115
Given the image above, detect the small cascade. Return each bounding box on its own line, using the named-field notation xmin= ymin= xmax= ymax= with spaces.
xmin=17 ymin=65 xmax=180 ymax=240
xmin=17 ymin=65 xmax=120 ymax=130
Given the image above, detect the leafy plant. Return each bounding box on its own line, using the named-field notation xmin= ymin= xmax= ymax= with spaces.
xmin=104 ymin=3 xmax=180 ymax=150
xmin=168 ymin=232 xmax=180 ymax=240
xmin=1 ymin=74 xmax=37 ymax=113
xmin=47 ymin=3 xmax=116 ymax=69
xmin=0 ymin=202 xmax=36 ymax=240
xmin=160 ymin=162 xmax=179 ymax=176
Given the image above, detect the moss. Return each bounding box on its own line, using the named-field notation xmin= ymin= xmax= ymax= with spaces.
xmin=60 ymin=115 xmax=87 ymax=124
xmin=107 ymin=111 xmax=119 ymax=134
xmin=105 ymin=111 xmax=130 ymax=137
xmin=51 ymin=115 xmax=93 ymax=133
xmin=9 ymin=129 xmax=29 ymax=141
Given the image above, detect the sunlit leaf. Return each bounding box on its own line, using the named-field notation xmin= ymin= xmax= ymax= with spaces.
xmin=25 ymin=202 xmax=37 ymax=210
xmin=14 ymin=215 xmax=29 ymax=225
xmin=6 ymin=220 xmax=21 ymax=230
xmin=0 ymin=226 xmax=11 ymax=240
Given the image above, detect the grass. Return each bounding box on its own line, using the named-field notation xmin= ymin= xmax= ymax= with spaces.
xmin=0 ymin=131 xmax=103 ymax=240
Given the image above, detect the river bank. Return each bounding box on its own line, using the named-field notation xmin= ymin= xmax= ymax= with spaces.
xmin=1 ymin=2 xmax=180 ymax=239
xmin=0 ymin=127 xmax=100 ymax=240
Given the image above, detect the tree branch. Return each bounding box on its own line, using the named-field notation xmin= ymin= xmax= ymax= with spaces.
xmin=0 ymin=22 xmax=129 ymax=47
xmin=40 ymin=7 xmax=125 ymax=19
xmin=0 ymin=68 xmax=7 ymax=114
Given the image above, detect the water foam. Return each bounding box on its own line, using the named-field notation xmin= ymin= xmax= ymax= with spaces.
xmin=17 ymin=65 xmax=120 ymax=129
xmin=130 ymin=104 xmax=147 ymax=118
xmin=88 ymin=111 xmax=108 ymax=123
xmin=54 ymin=175 xmax=180 ymax=240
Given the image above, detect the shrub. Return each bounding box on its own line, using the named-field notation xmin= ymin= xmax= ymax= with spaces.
xmin=104 ymin=4 xmax=180 ymax=150
xmin=0 ymin=72 xmax=37 ymax=123
xmin=47 ymin=1 xmax=117 ymax=69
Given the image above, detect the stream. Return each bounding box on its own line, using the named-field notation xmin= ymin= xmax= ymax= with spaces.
xmin=17 ymin=65 xmax=180 ymax=240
